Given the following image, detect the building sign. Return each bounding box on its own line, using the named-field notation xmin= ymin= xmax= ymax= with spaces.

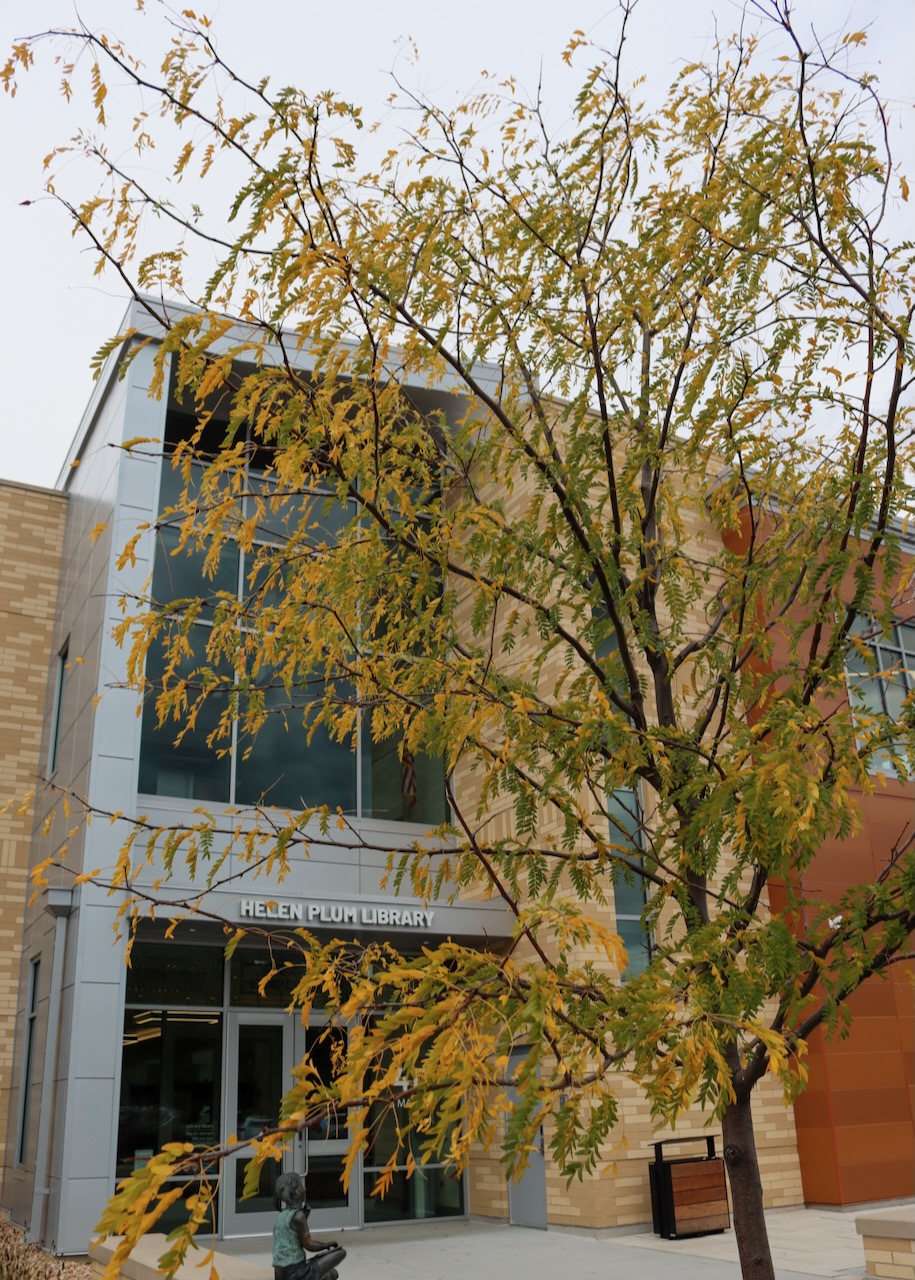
xmin=238 ymin=898 xmax=435 ymax=929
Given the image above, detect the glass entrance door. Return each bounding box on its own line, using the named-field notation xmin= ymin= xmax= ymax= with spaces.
xmin=298 ymin=1022 xmax=356 ymax=1231
xmin=222 ymin=1012 xmax=359 ymax=1236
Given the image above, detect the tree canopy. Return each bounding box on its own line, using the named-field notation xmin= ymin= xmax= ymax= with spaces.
xmin=4 ymin=4 xmax=914 ymax=1279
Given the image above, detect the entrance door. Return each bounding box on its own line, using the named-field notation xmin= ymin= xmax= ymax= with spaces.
xmin=507 ymin=1124 xmax=548 ymax=1228
xmin=506 ymin=1052 xmax=548 ymax=1230
xmin=222 ymin=1012 xmax=359 ymax=1236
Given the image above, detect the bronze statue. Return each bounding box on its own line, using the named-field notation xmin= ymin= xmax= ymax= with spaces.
xmin=272 ymin=1173 xmax=346 ymax=1280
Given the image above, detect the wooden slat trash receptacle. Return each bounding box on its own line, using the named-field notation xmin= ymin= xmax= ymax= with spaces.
xmin=648 ymin=1136 xmax=730 ymax=1240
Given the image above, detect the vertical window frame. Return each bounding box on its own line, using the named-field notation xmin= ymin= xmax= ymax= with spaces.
xmin=607 ymin=784 xmax=652 ymax=980
xmin=17 ymin=958 xmax=41 ymax=1166
xmin=847 ymin=616 xmax=915 ymax=772
xmin=47 ymin=639 xmax=69 ymax=777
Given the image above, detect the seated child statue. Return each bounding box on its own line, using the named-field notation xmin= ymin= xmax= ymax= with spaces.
xmin=272 ymin=1173 xmax=346 ymax=1280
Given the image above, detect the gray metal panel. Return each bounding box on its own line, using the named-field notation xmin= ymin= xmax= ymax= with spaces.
xmin=53 ymin=1174 xmax=112 ymax=1254
xmin=86 ymin=751 xmax=138 ymax=817
xmin=60 ymin=1078 xmax=116 ymax=1181
xmin=69 ymin=984 xmax=122 ymax=1079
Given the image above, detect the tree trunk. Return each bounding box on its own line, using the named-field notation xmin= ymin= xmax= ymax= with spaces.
xmin=722 ymin=1092 xmax=776 ymax=1280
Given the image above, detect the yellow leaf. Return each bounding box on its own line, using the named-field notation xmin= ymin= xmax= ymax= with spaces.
xmin=122 ymin=436 xmax=161 ymax=450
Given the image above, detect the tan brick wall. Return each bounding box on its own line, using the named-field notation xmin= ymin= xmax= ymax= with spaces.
xmin=468 ymin=1148 xmax=509 ymax=1219
xmin=537 ymin=1070 xmax=802 ymax=1229
xmin=0 ymin=480 xmax=67 ymax=1173
xmin=450 ymin=421 xmax=804 ymax=1227
xmin=862 ymin=1235 xmax=915 ymax=1280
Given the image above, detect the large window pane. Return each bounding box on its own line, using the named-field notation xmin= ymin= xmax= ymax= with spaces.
xmin=847 ymin=616 xmax=914 ymax=773
xmin=230 ymin=951 xmax=304 ymax=1009
xmin=363 ymin=1166 xmax=464 ymax=1223
xmin=17 ymin=960 xmax=40 ymax=1166
xmin=613 ymin=874 xmax=646 ymax=920
xmin=362 ymin=732 xmax=447 ymax=825
xmin=247 ymin=474 xmax=353 ymax=546
xmin=145 ymin=434 xmax=451 ymax=824
xmin=303 ymin=1027 xmax=348 ymax=1142
xmin=230 ymin=951 xmax=340 ymax=1010
xmin=117 ymin=1010 xmax=222 ymax=1179
xmin=307 ymin=1154 xmax=348 ymax=1209
xmin=607 ymin=787 xmax=650 ymax=978
xmin=155 ymin=1181 xmax=218 ymax=1234
xmin=152 ymin=524 xmax=240 ymax=609
xmin=616 ymin=916 xmax=651 ymax=979
xmin=235 ymin=1159 xmax=282 ymax=1216
xmin=126 ymin=942 xmax=224 ymax=1007
xmin=158 ymin=454 xmax=205 ymax=513
xmin=138 ymin=626 xmax=232 ymax=802
xmin=234 ymin=1022 xmax=285 ymax=1220
xmin=236 ymin=1023 xmax=284 ymax=1141
xmin=235 ymin=679 xmax=357 ymax=811
xmin=606 ymin=787 xmax=641 ymax=847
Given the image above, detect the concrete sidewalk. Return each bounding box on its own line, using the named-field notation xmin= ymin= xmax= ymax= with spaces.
xmin=220 ymin=1205 xmax=872 ymax=1280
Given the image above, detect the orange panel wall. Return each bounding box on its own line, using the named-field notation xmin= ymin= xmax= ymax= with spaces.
xmin=774 ymin=787 xmax=914 ymax=1205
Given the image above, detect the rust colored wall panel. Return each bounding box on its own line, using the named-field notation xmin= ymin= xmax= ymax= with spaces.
xmin=786 ymin=763 xmax=914 ymax=1204
xmin=834 ymin=1122 xmax=914 ymax=1164
xmin=786 ymin=788 xmax=914 ymax=1204
xmin=839 ymin=1014 xmax=904 ymax=1054
xmin=829 ymin=1087 xmax=911 ymax=1127
xmin=824 ymin=1049 xmax=907 ymax=1093
xmin=840 ymin=1160 xmax=914 ymax=1205
xmin=792 ymin=1127 xmax=841 ymax=1204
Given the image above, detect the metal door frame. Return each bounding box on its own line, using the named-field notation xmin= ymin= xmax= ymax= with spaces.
xmin=221 ymin=1010 xmax=360 ymax=1236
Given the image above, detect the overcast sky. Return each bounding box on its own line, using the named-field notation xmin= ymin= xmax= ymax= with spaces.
xmin=1 ymin=0 xmax=912 ymax=489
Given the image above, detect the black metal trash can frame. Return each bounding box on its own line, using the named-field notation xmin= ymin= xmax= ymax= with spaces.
xmin=648 ymin=1135 xmax=730 ymax=1240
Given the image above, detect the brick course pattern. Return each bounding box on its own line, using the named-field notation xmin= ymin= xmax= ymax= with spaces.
xmin=0 ymin=480 xmax=67 ymax=1174
xmin=857 ymin=1208 xmax=915 ymax=1280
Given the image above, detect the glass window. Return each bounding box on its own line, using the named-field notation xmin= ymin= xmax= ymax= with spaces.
xmin=361 ymin=731 xmax=447 ymax=825
xmin=152 ymin=524 xmax=240 ymax=610
xmin=47 ymin=642 xmax=69 ymax=776
xmin=117 ymin=1009 xmax=222 ymax=1180
xmin=155 ymin=1181 xmax=218 ymax=1234
xmin=234 ymin=1159 xmax=282 ymax=1217
xmin=307 ymin=1154 xmax=348 ymax=1210
xmin=17 ymin=959 xmax=40 ymax=1166
xmin=125 ymin=941 xmax=224 ymax=1007
xmin=246 ymin=473 xmax=353 ymax=547
xmin=230 ymin=952 xmax=304 ymax=1009
xmin=235 ymin=1022 xmax=284 ymax=1146
xmin=229 ymin=949 xmax=341 ymax=1010
xmin=141 ymin=404 xmax=447 ymax=826
xmin=302 ymin=1026 xmax=348 ymax=1142
xmin=235 ymin=679 xmax=357 ymax=812
xmin=847 ymin=616 xmax=915 ymax=771
xmin=362 ymin=1077 xmax=463 ymax=1220
xmin=608 ymin=787 xmax=650 ymax=979
xmin=615 ymin=916 xmax=651 ymax=979
xmin=137 ymin=628 xmax=233 ymax=802
xmin=363 ymin=1166 xmax=464 ymax=1223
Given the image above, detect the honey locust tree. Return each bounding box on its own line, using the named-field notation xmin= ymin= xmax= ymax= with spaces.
xmin=5 ymin=5 xmax=914 ymax=1280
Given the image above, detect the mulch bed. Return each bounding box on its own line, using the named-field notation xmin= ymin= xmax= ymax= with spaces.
xmin=0 ymin=1218 xmax=92 ymax=1280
